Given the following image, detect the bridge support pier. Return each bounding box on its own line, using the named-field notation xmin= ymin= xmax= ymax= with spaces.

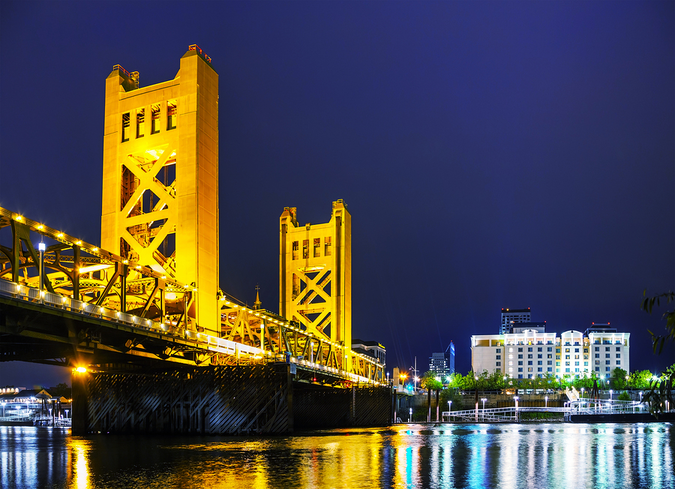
xmin=72 ymin=364 xmax=391 ymax=434
xmin=71 ymin=369 xmax=89 ymax=436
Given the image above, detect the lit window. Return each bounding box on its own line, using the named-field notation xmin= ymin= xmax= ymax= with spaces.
xmin=136 ymin=108 xmax=145 ymax=138
xmin=292 ymin=241 xmax=299 ymax=260
xmin=324 ymin=237 xmax=332 ymax=256
xmin=167 ymin=100 xmax=177 ymax=130
xmin=122 ymin=112 xmax=130 ymax=142
xmin=313 ymin=238 xmax=321 ymax=258
xmin=151 ymin=104 xmax=160 ymax=134
xmin=302 ymin=240 xmax=309 ymax=259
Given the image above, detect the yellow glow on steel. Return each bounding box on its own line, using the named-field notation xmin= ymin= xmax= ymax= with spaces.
xmin=78 ymin=264 xmax=111 ymax=274
xmin=37 ymin=224 xmax=44 ymax=230
xmin=74 ymin=367 xmax=87 ymax=373
xmin=57 ymin=232 xmax=64 ymax=238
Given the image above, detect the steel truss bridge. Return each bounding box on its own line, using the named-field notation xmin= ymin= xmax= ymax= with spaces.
xmin=0 ymin=207 xmax=384 ymax=388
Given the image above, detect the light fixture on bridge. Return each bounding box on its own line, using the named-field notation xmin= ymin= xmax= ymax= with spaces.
xmin=78 ymin=264 xmax=111 ymax=274
xmin=74 ymin=367 xmax=88 ymax=373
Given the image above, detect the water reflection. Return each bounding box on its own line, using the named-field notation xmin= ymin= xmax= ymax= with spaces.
xmin=1 ymin=423 xmax=673 ymax=488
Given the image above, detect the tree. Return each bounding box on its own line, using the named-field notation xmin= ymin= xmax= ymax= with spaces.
xmin=641 ymin=290 xmax=675 ymax=354
xmin=627 ymin=370 xmax=653 ymax=390
xmin=641 ymin=290 xmax=675 ymax=417
xmin=420 ymin=371 xmax=443 ymax=392
xmin=611 ymin=368 xmax=628 ymax=390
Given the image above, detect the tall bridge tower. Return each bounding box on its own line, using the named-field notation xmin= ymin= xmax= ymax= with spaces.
xmin=279 ymin=200 xmax=352 ymax=367
xmin=101 ymin=45 xmax=219 ymax=335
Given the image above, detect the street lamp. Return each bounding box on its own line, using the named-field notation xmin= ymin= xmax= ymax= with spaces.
xmin=38 ymin=241 xmax=46 ymax=298
xmin=545 ymin=396 xmax=548 ymax=409
xmin=639 ymin=391 xmax=643 ymax=402
xmin=609 ymin=389 xmax=613 ymax=401
xmin=481 ymin=398 xmax=487 ymax=410
xmin=448 ymin=400 xmax=452 ymax=412
xmin=514 ymin=396 xmax=519 ymax=410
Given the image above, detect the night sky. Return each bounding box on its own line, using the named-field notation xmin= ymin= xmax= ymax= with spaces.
xmin=1 ymin=1 xmax=673 ymax=388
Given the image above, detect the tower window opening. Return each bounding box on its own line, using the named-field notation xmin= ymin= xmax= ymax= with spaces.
xmin=302 ymin=240 xmax=309 ymax=259
xmin=313 ymin=238 xmax=321 ymax=257
xmin=122 ymin=112 xmax=130 ymax=142
xmin=324 ymin=236 xmax=332 ymax=256
xmin=151 ymin=104 xmax=161 ymax=134
xmin=167 ymin=100 xmax=177 ymax=130
xmin=292 ymin=241 xmax=299 ymax=260
xmin=136 ymin=108 xmax=145 ymax=138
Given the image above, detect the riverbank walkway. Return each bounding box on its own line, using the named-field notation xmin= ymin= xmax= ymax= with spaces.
xmin=442 ymin=399 xmax=653 ymax=423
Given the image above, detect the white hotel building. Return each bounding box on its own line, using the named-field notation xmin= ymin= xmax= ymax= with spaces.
xmin=471 ymin=324 xmax=630 ymax=379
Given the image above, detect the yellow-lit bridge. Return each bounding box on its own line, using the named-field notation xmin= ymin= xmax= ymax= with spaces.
xmin=0 ymin=46 xmax=390 ymax=434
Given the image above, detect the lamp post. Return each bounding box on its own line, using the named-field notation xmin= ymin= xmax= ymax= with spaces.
xmin=609 ymin=389 xmax=613 ymax=401
xmin=38 ymin=241 xmax=45 ymax=299
xmin=409 ymin=407 xmax=412 ymax=423
xmin=514 ymin=396 xmax=519 ymax=421
xmin=481 ymin=398 xmax=487 ymax=410
xmin=545 ymin=396 xmax=548 ymax=409
xmin=260 ymin=323 xmax=264 ymax=353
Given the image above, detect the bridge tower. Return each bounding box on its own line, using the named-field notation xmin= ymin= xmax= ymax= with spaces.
xmin=279 ymin=200 xmax=352 ymax=368
xmin=101 ymin=45 xmax=219 ymax=335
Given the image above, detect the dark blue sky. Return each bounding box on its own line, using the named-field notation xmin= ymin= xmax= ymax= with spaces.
xmin=1 ymin=1 xmax=673 ymax=387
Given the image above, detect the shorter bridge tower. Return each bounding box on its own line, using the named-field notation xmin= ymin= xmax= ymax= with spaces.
xmin=279 ymin=200 xmax=351 ymax=368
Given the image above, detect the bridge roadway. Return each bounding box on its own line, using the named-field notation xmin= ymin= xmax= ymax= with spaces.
xmin=0 ymin=206 xmax=384 ymax=387
xmin=0 ymin=278 xmax=379 ymax=388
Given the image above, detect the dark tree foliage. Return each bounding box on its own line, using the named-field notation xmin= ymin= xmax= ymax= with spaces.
xmin=640 ymin=290 xmax=675 ymax=417
xmin=641 ymin=290 xmax=675 ymax=354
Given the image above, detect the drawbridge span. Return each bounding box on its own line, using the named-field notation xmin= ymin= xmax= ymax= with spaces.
xmin=0 ymin=206 xmax=384 ymax=386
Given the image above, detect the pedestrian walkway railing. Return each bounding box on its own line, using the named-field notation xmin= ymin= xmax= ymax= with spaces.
xmin=440 ymin=399 xmax=649 ymax=423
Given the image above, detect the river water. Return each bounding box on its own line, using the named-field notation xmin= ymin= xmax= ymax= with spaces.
xmin=1 ymin=423 xmax=673 ymax=488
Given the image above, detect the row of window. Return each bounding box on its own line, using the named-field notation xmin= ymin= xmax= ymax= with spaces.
xmin=292 ymin=237 xmax=332 ymax=259
xmin=516 ymin=367 xmax=554 ymax=373
xmin=121 ymin=101 xmax=177 ymax=142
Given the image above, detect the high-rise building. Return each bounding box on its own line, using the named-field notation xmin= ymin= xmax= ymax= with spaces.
xmin=429 ymin=342 xmax=456 ymax=379
xmin=500 ymin=307 xmax=531 ymax=334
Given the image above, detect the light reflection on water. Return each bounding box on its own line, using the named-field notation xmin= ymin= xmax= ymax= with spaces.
xmin=0 ymin=423 xmax=673 ymax=488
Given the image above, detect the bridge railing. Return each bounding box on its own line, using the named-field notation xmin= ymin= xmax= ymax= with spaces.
xmin=1 ymin=278 xmax=385 ymax=385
